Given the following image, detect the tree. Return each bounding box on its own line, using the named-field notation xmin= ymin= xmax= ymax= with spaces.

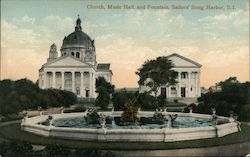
xmin=0 ymin=78 xmax=77 ymax=115
xmin=136 ymin=56 xmax=178 ymax=99
xmin=197 ymin=77 xmax=250 ymax=120
xmin=95 ymin=77 xmax=115 ymax=110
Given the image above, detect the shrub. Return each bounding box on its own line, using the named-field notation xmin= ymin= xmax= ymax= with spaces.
xmin=112 ymin=89 xmax=135 ymax=110
xmin=121 ymin=99 xmax=138 ymax=123
xmin=137 ymin=92 xmax=156 ymax=110
xmin=0 ymin=78 xmax=77 ymax=115
xmin=157 ymin=95 xmax=167 ymax=108
xmin=84 ymin=109 xmax=100 ymax=124
xmin=238 ymin=104 xmax=250 ymax=121
xmin=152 ymin=112 xmax=167 ymax=124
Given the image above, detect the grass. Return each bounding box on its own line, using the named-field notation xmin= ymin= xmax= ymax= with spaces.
xmin=0 ymin=122 xmax=250 ymax=150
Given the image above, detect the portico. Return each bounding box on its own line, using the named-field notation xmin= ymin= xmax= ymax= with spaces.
xmin=38 ymin=16 xmax=112 ymax=98
xmin=140 ymin=53 xmax=202 ymax=99
xmin=40 ymin=70 xmax=95 ymax=98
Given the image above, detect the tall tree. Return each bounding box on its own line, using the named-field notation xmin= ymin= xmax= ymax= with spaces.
xmin=95 ymin=77 xmax=115 ymax=110
xmin=136 ymin=56 xmax=178 ymax=99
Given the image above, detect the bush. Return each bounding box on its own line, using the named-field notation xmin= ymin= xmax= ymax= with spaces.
xmin=238 ymin=104 xmax=250 ymax=121
xmin=121 ymin=99 xmax=138 ymax=123
xmin=112 ymin=89 xmax=135 ymax=110
xmin=157 ymin=95 xmax=167 ymax=108
xmin=152 ymin=112 xmax=167 ymax=124
xmin=0 ymin=78 xmax=77 ymax=115
xmin=137 ymin=92 xmax=156 ymax=110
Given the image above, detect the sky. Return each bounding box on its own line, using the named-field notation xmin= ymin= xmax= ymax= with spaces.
xmin=1 ymin=0 xmax=249 ymax=88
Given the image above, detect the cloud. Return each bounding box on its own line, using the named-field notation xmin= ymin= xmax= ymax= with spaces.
xmin=21 ymin=15 xmax=35 ymax=24
xmin=198 ymin=9 xmax=249 ymax=27
xmin=1 ymin=19 xmax=41 ymax=48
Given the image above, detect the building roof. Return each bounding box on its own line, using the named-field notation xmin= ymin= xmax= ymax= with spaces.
xmin=166 ymin=53 xmax=202 ymax=68
xmin=97 ymin=64 xmax=110 ymax=70
xmin=61 ymin=17 xmax=94 ymax=48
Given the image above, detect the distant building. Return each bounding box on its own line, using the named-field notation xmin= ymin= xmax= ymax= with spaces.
xmin=140 ymin=53 xmax=202 ymax=99
xmin=38 ymin=16 xmax=112 ymax=98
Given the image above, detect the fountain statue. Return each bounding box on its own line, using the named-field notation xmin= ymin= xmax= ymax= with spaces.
xmin=167 ymin=114 xmax=178 ymax=128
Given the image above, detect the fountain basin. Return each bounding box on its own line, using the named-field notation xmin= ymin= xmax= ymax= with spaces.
xmin=21 ymin=111 xmax=240 ymax=142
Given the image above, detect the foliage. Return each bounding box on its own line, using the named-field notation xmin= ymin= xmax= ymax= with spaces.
xmin=95 ymin=77 xmax=115 ymax=110
xmin=112 ymin=89 xmax=136 ymax=110
xmin=137 ymin=92 xmax=156 ymax=110
xmin=196 ymin=77 xmax=250 ymax=120
xmin=95 ymin=87 xmax=111 ymax=110
xmin=157 ymin=95 xmax=167 ymax=108
xmin=136 ymin=56 xmax=178 ymax=98
xmin=152 ymin=112 xmax=167 ymax=124
xmin=0 ymin=78 xmax=77 ymax=115
xmin=84 ymin=109 xmax=100 ymax=124
xmin=121 ymin=99 xmax=138 ymax=123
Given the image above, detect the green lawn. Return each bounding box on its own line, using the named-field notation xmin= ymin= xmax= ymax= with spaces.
xmin=0 ymin=122 xmax=250 ymax=150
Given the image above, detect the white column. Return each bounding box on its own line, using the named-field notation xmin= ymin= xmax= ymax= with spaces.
xmin=89 ymin=72 xmax=92 ymax=97
xmin=188 ymin=72 xmax=191 ymax=97
xmin=72 ymin=71 xmax=75 ymax=93
xmin=197 ymin=72 xmax=200 ymax=97
xmin=44 ymin=71 xmax=47 ymax=89
xmin=178 ymin=72 xmax=181 ymax=97
xmin=52 ymin=72 xmax=56 ymax=88
xmin=61 ymin=71 xmax=64 ymax=90
xmin=80 ymin=72 xmax=84 ymax=97
xmin=93 ymin=72 xmax=96 ymax=98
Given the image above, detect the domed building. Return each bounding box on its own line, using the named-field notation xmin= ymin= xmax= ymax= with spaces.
xmin=38 ymin=16 xmax=112 ymax=98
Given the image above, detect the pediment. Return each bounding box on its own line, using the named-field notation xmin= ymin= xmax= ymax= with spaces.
xmin=45 ymin=56 xmax=90 ymax=67
xmin=166 ymin=53 xmax=201 ymax=68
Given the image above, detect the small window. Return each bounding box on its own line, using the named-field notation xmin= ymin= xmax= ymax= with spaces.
xmin=74 ymin=36 xmax=77 ymax=39
xmin=71 ymin=52 xmax=74 ymax=56
xmin=181 ymin=72 xmax=188 ymax=79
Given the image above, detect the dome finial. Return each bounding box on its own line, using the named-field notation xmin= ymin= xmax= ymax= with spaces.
xmin=75 ymin=15 xmax=82 ymax=31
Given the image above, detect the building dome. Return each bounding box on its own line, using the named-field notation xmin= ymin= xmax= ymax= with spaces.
xmin=61 ymin=16 xmax=94 ymax=48
xmin=62 ymin=31 xmax=93 ymax=47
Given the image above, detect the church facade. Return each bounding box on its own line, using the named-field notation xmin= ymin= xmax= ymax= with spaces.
xmin=38 ymin=17 xmax=112 ymax=98
xmin=140 ymin=53 xmax=202 ymax=99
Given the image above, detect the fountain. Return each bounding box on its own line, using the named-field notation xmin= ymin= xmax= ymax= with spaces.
xmin=21 ymin=110 xmax=240 ymax=142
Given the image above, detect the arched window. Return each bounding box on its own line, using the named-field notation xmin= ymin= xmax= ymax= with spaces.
xmin=71 ymin=52 xmax=74 ymax=56
xmin=76 ymin=52 xmax=80 ymax=58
